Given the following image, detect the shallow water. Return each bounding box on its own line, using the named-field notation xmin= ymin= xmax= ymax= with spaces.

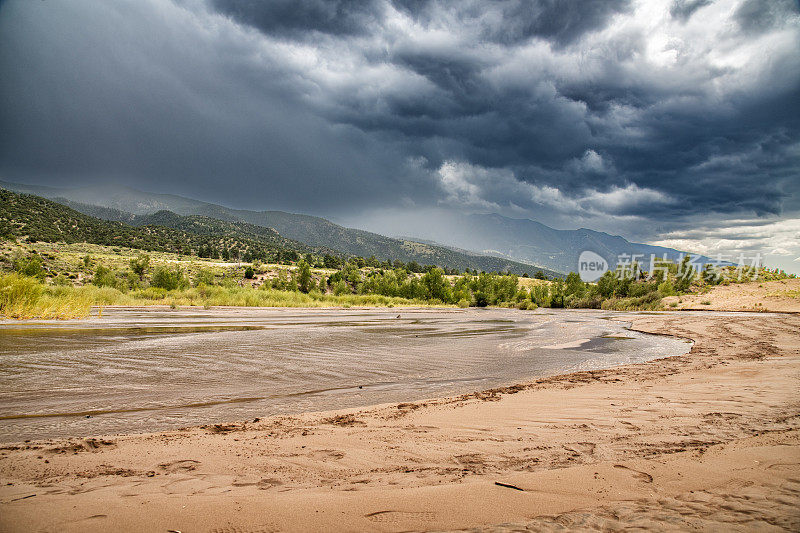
xmin=0 ymin=307 xmax=691 ymax=442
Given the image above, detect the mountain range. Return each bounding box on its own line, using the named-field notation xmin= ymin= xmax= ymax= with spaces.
xmin=387 ymin=212 xmax=712 ymax=273
xmin=0 ymin=180 xmax=717 ymax=274
xmin=0 ymin=181 xmax=557 ymax=276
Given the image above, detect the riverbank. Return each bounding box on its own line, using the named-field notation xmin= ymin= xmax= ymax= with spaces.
xmin=1 ymin=311 xmax=798 ymax=531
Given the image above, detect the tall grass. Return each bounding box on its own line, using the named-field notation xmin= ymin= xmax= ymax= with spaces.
xmin=0 ymin=274 xmax=92 ymax=319
xmin=126 ymin=284 xmax=436 ymax=308
xmin=0 ymin=274 xmax=444 ymax=319
xmin=600 ymin=291 xmax=662 ymax=311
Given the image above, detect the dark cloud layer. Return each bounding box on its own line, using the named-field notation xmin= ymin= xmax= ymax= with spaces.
xmin=735 ymin=0 xmax=798 ymax=34
xmin=670 ymin=0 xmax=712 ymax=22
xmin=212 ymin=0 xmax=384 ymax=37
xmin=392 ymin=0 xmax=632 ymax=46
xmin=0 ymin=0 xmax=799 ymax=264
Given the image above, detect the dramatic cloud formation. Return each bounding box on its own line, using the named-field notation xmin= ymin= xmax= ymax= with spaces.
xmin=0 ymin=0 xmax=798 ymax=268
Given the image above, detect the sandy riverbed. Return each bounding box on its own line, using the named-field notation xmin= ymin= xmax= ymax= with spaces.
xmin=1 ymin=311 xmax=799 ymax=532
xmin=663 ymin=277 xmax=800 ymax=312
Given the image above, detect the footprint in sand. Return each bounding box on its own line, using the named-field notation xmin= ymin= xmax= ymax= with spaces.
xmin=453 ymin=453 xmax=484 ymax=465
xmin=159 ymin=459 xmax=201 ymax=473
xmin=231 ymin=478 xmax=284 ymax=490
xmin=207 ymin=526 xmax=279 ymax=533
xmin=563 ymin=442 xmax=597 ymax=456
xmin=364 ymin=510 xmax=437 ymax=523
xmin=45 ymin=514 xmax=107 ymax=532
xmin=613 ymin=464 xmax=654 ymax=483
xmin=47 ymin=438 xmax=115 ymax=455
xmin=308 ymin=449 xmax=345 ymax=461
xmin=766 ymin=462 xmax=800 ymax=472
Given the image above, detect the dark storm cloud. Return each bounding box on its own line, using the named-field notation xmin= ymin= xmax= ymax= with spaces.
xmin=211 ymin=0 xmax=384 ymax=37
xmin=0 ymin=0 xmax=429 ymax=211
xmin=669 ymin=0 xmax=713 ymax=22
xmin=735 ymin=0 xmax=799 ymax=34
xmin=306 ymin=0 xmax=799 ymax=221
xmin=0 ymin=0 xmax=799 ymax=261
xmin=391 ymin=0 xmax=632 ymax=46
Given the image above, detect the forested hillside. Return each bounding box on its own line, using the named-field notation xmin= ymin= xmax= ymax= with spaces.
xmin=1 ymin=181 xmax=561 ymax=277
xmin=0 ymin=189 xmax=309 ymax=262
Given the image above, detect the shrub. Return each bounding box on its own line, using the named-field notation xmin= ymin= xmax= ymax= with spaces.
xmin=473 ymin=292 xmax=488 ymax=307
xmin=129 ymin=253 xmax=150 ymax=279
xmin=658 ymin=279 xmax=675 ymax=296
xmin=52 ymin=274 xmax=72 ymax=286
xmin=244 ymin=266 xmax=255 ymax=279
xmin=564 ymin=272 xmax=585 ymax=297
xmin=530 ymin=284 xmax=551 ymax=307
xmin=151 ymin=266 xmax=188 ymax=291
xmin=332 ymin=279 xmax=350 ymax=296
xmin=134 ymin=287 xmax=169 ymax=300
xmin=566 ymin=294 xmax=603 ymax=309
xmin=628 ymin=281 xmax=658 ymax=297
xmin=92 ymin=265 xmax=119 ymax=288
xmin=14 ymin=255 xmax=45 ymax=278
xmin=125 ymin=270 xmax=141 ymax=289
xmin=601 ymin=291 xmax=662 ymax=311
xmin=194 ymin=269 xmax=215 ymax=286
xmin=296 ymin=260 xmax=311 ymax=292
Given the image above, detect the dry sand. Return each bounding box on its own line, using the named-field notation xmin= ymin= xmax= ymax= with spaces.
xmin=1 ymin=311 xmax=799 ymax=532
xmin=663 ymin=278 xmax=800 ymax=313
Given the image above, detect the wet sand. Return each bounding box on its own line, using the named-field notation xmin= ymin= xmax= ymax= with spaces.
xmin=0 ymin=308 xmax=690 ymax=441
xmin=1 ymin=311 xmax=799 ymax=532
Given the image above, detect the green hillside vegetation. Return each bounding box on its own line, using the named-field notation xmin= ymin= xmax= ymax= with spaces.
xmin=1 ymin=181 xmax=561 ymax=277
xmin=2 ymin=187 xmax=559 ymax=276
xmin=0 ymin=189 xmax=309 ymax=263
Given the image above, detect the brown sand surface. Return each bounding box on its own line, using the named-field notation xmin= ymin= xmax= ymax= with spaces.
xmin=1 ymin=312 xmax=798 ymax=532
xmin=663 ymin=278 xmax=800 ymax=312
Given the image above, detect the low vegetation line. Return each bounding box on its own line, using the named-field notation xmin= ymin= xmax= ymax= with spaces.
xmin=0 ymin=273 xmax=441 ymax=319
xmin=1 ymin=241 xmax=793 ymax=319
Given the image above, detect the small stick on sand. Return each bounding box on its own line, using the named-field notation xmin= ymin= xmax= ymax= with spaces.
xmin=494 ymin=482 xmax=525 ymax=491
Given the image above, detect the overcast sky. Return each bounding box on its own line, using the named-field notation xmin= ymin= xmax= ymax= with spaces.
xmin=1 ymin=0 xmax=798 ymax=271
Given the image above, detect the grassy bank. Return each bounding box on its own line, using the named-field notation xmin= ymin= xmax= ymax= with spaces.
xmin=0 ymin=273 xmax=441 ymax=319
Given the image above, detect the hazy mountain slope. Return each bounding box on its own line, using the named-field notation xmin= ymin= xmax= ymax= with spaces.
xmin=141 ymin=208 xmax=561 ymax=276
xmin=174 ymin=209 xmax=563 ymax=276
xmin=389 ymin=212 xmax=719 ymax=273
xmin=52 ymin=198 xmax=139 ymax=224
xmin=0 ymin=181 xmax=208 ymax=217
xmin=1 ymin=181 xmax=560 ymax=276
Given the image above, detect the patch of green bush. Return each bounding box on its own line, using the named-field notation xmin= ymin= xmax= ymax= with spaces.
xmin=151 ymin=266 xmax=188 ymax=291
